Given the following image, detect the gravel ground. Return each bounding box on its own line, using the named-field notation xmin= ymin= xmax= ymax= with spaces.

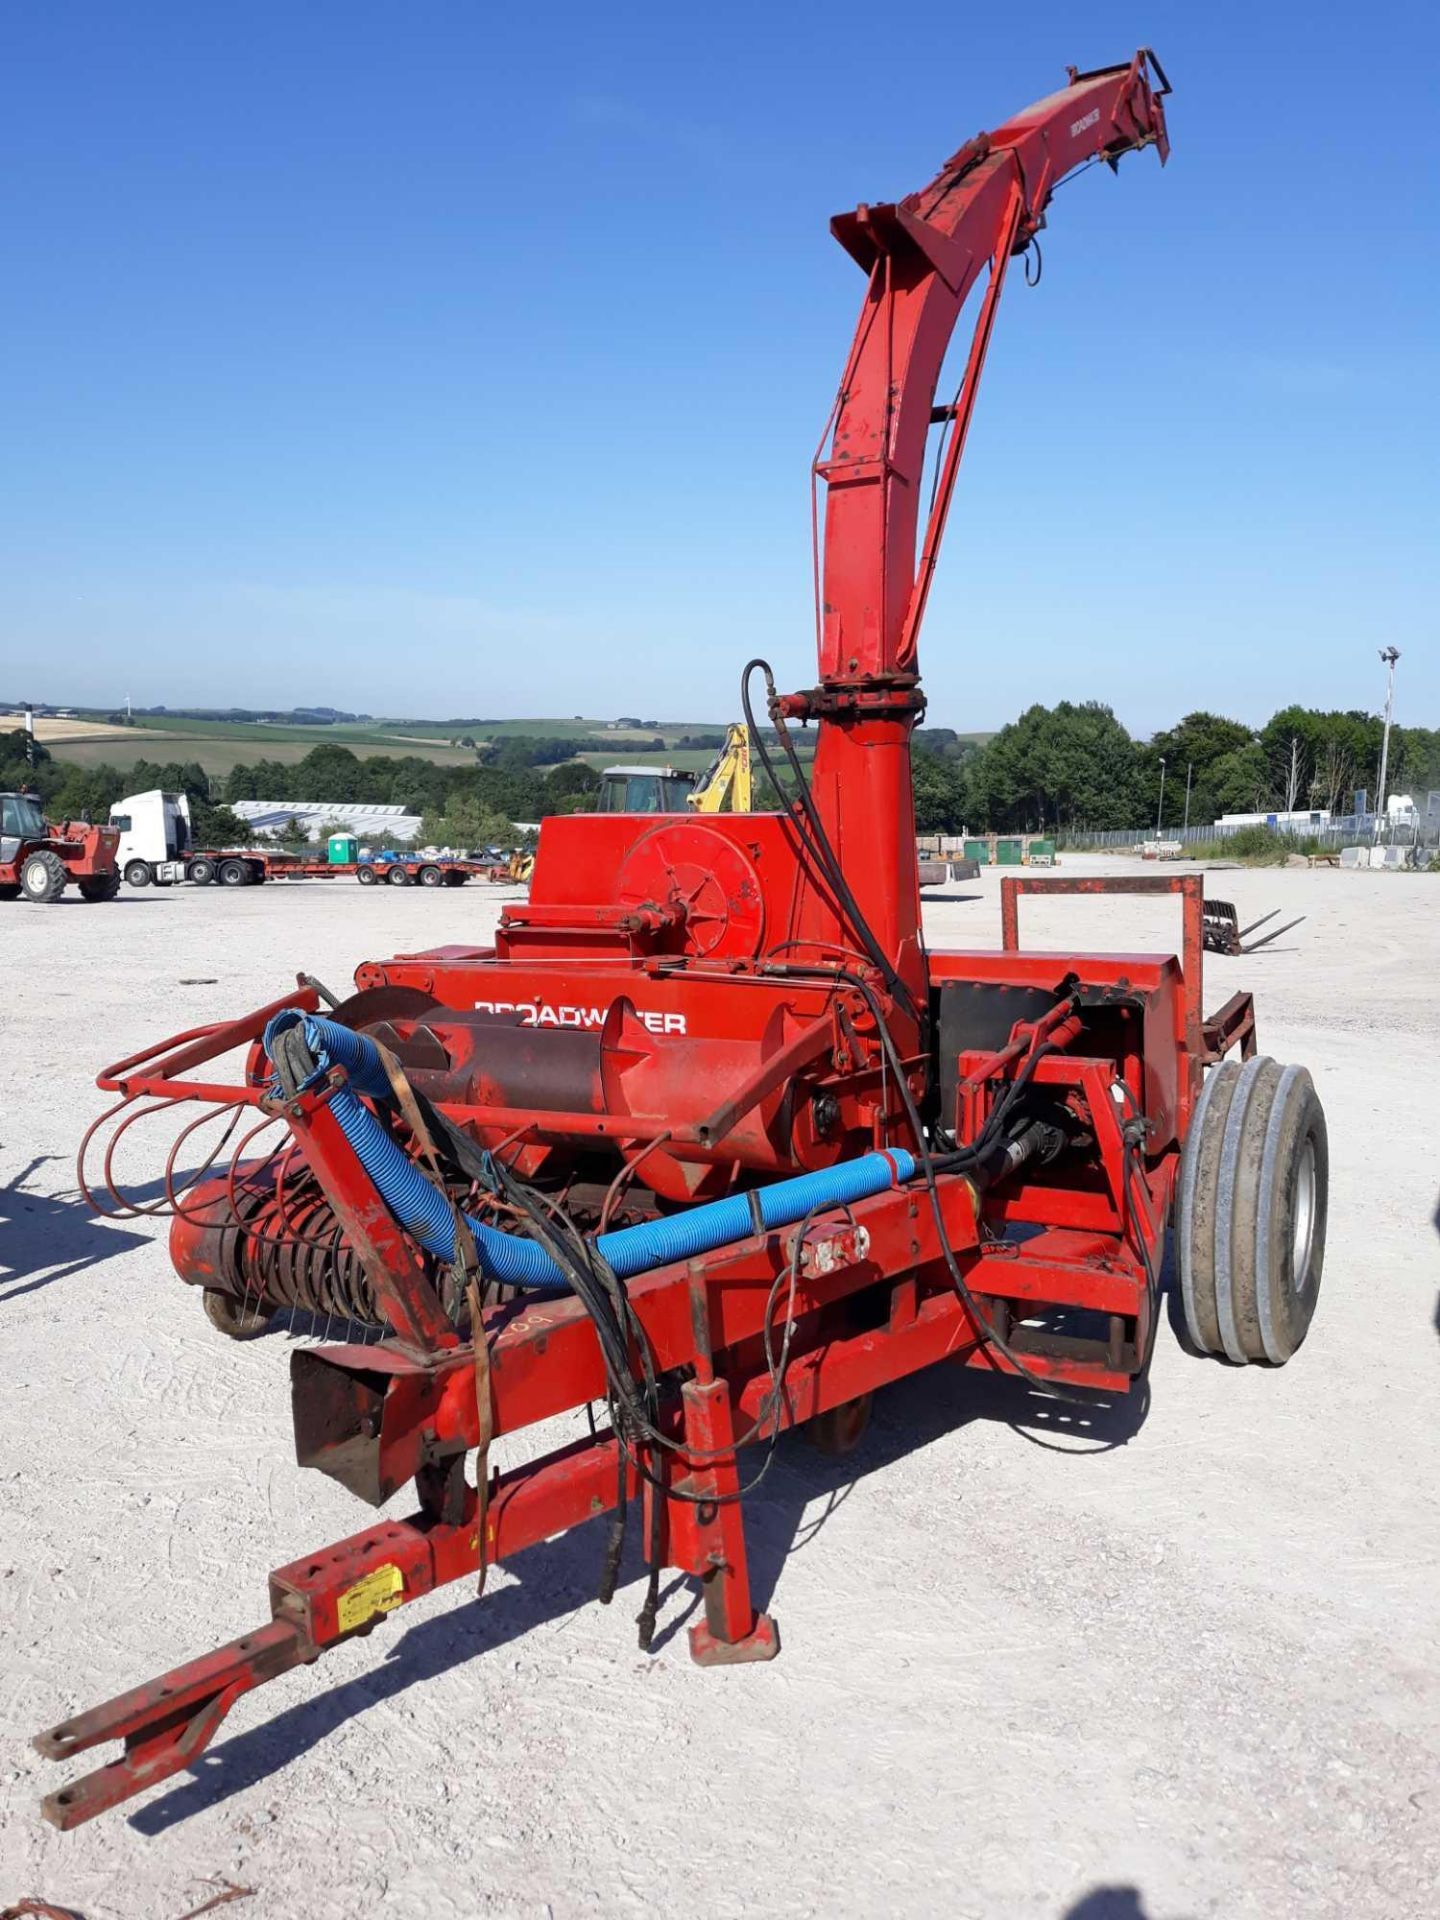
xmin=2 ymin=857 xmax=1437 ymax=1919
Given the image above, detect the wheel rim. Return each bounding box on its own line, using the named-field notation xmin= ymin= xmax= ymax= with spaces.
xmin=1292 ymin=1137 xmax=1317 ymax=1292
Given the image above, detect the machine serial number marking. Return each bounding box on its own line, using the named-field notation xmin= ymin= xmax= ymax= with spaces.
xmin=474 ymin=1000 xmax=688 ymax=1035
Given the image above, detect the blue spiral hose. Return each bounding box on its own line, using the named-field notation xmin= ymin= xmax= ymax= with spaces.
xmin=264 ymin=1009 xmax=914 ymax=1290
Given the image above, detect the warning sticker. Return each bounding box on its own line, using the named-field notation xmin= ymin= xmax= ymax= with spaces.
xmin=337 ymin=1563 xmax=405 ymax=1633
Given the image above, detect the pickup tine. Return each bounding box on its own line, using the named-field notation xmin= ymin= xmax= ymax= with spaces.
xmin=1236 ymin=908 xmax=1279 ymax=940
xmin=1241 ymin=914 xmax=1306 ymax=953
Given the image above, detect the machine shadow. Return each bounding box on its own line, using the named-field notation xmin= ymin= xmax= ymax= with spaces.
xmin=1063 ymin=1887 xmax=1158 ymax=1920
xmin=738 ymin=1360 xmax=1150 ymax=1619
xmin=0 ymin=1156 xmax=152 ymax=1300
xmin=129 ymin=1355 xmax=1148 ymax=1835
xmin=39 ymin=893 xmax=163 ymax=907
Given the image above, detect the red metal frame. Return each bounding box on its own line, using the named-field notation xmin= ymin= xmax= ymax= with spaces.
xmin=36 ymin=56 xmax=1202 ymax=1829
xmin=999 ymin=872 xmax=1207 ymax=1121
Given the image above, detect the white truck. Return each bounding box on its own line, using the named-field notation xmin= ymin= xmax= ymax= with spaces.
xmin=108 ymin=789 xmax=269 ymax=888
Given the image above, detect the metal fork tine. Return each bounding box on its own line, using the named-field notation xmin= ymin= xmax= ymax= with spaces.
xmin=1241 ymin=915 xmax=1305 ymax=953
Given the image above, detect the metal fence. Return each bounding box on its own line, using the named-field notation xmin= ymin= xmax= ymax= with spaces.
xmin=1056 ymin=813 xmax=1440 ymax=854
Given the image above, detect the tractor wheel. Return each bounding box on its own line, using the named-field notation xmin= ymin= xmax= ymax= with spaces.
xmin=188 ymin=857 xmax=216 ymax=885
xmin=218 ymin=858 xmax=248 ymax=887
xmin=419 ymin=864 xmax=444 ymax=888
xmin=387 ymin=864 xmax=411 ymax=886
xmin=202 ymin=1289 xmax=274 ymax=1340
xmin=1177 ymin=1056 xmax=1328 ymax=1365
xmin=78 ymin=872 xmax=122 ymax=902
xmin=124 ymin=860 xmax=152 ymax=888
xmin=356 ymin=864 xmax=378 ymax=885
xmin=805 ymin=1393 xmax=873 ymax=1456
xmin=21 ymin=850 xmax=68 ymax=902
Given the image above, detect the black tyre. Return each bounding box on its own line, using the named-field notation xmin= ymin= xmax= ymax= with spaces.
xmin=21 ymin=850 xmax=67 ymax=902
xmin=188 ymin=857 xmax=216 ymax=885
xmin=387 ymin=864 xmax=411 ymax=886
xmin=1177 ymin=1055 xmax=1328 ymax=1364
xmin=78 ymin=872 xmax=122 ymax=902
xmin=419 ymin=864 xmax=444 ymax=888
xmin=357 ymin=864 xmax=378 ymax=885
xmin=218 ymin=858 xmax=248 ymax=886
xmin=202 ymin=1289 xmax=274 ymax=1340
xmin=124 ymin=860 xmax=152 ymax=888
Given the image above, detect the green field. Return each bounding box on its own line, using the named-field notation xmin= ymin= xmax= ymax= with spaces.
xmin=50 ymin=730 xmax=480 ymax=773
xmin=80 ymin=713 xmax=470 ymax=750
xmin=382 ymin=717 xmax=724 ymax=746
xmin=53 ymin=710 xmax=730 ymax=774
xmin=101 ymin=712 xmax=720 ymax=743
xmin=41 ymin=712 xmax=983 ymax=780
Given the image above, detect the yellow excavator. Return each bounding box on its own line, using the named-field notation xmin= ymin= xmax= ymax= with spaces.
xmin=507 ymin=730 xmax=754 ymax=890
xmin=593 ymin=724 xmax=753 ymax=815
xmin=687 ymin=723 xmax=752 ymax=812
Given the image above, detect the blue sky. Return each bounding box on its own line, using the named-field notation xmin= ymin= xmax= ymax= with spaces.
xmin=3 ymin=2 xmax=1435 ymax=736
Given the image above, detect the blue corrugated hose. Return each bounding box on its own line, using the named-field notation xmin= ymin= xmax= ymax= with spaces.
xmin=264 ymin=1009 xmax=915 ymax=1291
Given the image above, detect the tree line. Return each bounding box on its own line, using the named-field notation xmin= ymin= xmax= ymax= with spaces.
xmin=6 ymin=701 xmax=1436 ymax=845
xmin=910 ymin=704 xmax=1440 ymax=835
xmin=0 ymin=731 xmax=608 ymax=850
xmin=0 ymin=734 xmax=250 ymax=845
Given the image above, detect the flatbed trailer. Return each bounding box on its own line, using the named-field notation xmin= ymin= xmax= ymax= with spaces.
xmin=275 ymin=857 xmax=483 ymax=890
xmin=124 ymin=852 xmax=489 ymax=890
xmin=113 ymin=791 xmax=506 ymax=894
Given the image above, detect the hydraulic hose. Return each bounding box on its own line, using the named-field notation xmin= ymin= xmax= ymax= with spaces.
xmin=264 ymin=1011 xmax=914 ymax=1291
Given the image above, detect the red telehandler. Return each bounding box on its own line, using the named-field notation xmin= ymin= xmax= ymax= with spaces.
xmin=0 ymin=791 xmax=120 ymax=902
xmin=37 ymin=51 xmax=1330 ymax=1828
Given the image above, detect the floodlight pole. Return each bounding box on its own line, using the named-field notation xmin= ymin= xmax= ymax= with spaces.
xmin=1155 ymin=756 xmax=1167 ymax=837
xmin=1375 ymin=647 xmax=1400 ymax=842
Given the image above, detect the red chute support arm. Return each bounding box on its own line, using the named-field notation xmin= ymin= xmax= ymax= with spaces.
xmin=784 ymin=52 xmax=1171 ymax=1000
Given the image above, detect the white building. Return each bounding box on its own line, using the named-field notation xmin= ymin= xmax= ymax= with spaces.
xmin=229 ymin=800 xmax=423 ymax=844
xmin=1216 ymin=807 xmax=1331 ymax=832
